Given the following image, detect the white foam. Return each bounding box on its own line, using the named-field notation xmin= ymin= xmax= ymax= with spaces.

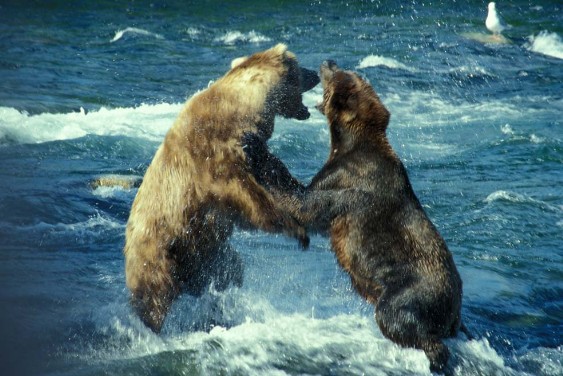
xmin=190 ymin=314 xmax=430 ymax=376
xmin=384 ymin=92 xmax=561 ymax=129
xmin=186 ymin=27 xmax=201 ymax=38
xmin=0 ymin=103 xmax=180 ymax=145
xmin=500 ymin=124 xmax=550 ymax=145
xmin=0 ymin=212 xmax=124 ymax=240
xmin=68 ymin=213 xmax=124 ymax=233
xmin=501 ymin=124 xmax=514 ymax=135
xmin=110 ymin=27 xmax=164 ymax=43
xmin=214 ymin=30 xmax=271 ymax=46
xmin=448 ymin=64 xmax=494 ymax=78
xmin=83 ymin=297 xmax=431 ymax=375
xmin=516 ymin=346 xmax=563 ymax=376
xmin=449 ymin=338 xmax=508 ymax=373
xmin=529 ymin=134 xmax=545 ymax=144
xmin=74 ymin=287 xmax=526 ymax=376
xmin=485 ymin=190 xmax=525 ymax=204
xmin=357 ymin=55 xmax=415 ymax=72
xmin=524 ymin=31 xmax=563 ymax=60
xmin=92 ymin=186 xmax=136 ymax=201
xmin=484 ymin=190 xmax=561 ymax=212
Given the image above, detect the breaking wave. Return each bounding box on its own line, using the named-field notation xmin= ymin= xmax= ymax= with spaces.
xmin=110 ymin=27 xmax=164 ymax=43
xmin=357 ymin=55 xmax=416 ymax=72
xmin=524 ymin=31 xmax=563 ymax=60
xmin=214 ymin=30 xmax=271 ymax=46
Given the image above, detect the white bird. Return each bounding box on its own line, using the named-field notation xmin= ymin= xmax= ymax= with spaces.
xmin=486 ymin=2 xmax=508 ymax=35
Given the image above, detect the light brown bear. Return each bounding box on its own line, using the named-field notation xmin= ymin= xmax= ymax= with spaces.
xmin=124 ymin=44 xmax=318 ymax=333
xmin=295 ymin=61 xmax=465 ymax=373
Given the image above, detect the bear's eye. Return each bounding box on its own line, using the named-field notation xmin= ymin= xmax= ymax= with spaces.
xmin=331 ymin=91 xmax=350 ymax=110
xmin=346 ymin=93 xmax=358 ymax=109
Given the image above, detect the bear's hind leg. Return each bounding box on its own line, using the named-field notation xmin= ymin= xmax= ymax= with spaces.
xmin=127 ymin=260 xmax=179 ymax=333
xmin=421 ymin=338 xmax=450 ymax=374
xmin=375 ymin=293 xmax=451 ymax=374
xmin=130 ymin=291 xmax=169 ymax=333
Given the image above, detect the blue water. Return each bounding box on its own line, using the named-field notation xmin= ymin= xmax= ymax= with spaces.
xmin=1 ymin=1 xmax=561 ymax=375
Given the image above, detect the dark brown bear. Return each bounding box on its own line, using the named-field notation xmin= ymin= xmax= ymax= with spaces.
xmin=124 ymin=44 xmax=318 ymax=333
xmin=298 ymin=61 xmax=464 ymax=373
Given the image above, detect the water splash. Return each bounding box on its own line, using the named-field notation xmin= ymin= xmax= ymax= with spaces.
xmin=524 ymin=31 xmax=563 ymax=60
xmin=110 ymin=27 xmax=164 ymax=43
xmin=214 ymin=30 xmax=271 ymax=46
xmin=0 ymin=103 xmax=179 ymax=145
xmin=357 ymin=55 xmax=416 ymax=72
xmin=484 ymin=190 xmax=561 ymax=213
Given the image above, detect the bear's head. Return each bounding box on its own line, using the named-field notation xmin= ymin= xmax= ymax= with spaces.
xmin=317 ymin=60 xmax=390 ymax=151
xmin=227 ymin=44 xmax=319 ymax=138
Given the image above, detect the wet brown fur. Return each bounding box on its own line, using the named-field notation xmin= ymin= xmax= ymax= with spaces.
xmin=299 ymin=62 xmax=464 ymax=373
xmin=124 ymin=44 xmax=312 ymax=333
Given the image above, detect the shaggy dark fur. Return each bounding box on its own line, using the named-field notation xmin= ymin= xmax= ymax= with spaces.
xmin=247 ymin=61 xmax=465 ymax=373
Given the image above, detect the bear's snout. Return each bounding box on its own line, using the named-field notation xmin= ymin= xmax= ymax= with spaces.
xmin=295 ymin=104 xmax=311 ymax=120
xmin=300 ymin=67 xmax=320 ymax=93
xmin=320 ymin=60 xmax=339 ymax=84
xmin=322 ymin=60 xmax=338 ymax=70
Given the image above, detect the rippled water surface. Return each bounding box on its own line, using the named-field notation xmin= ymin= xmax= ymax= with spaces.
xmin=0 ymin=1 xmax=561 ymax=375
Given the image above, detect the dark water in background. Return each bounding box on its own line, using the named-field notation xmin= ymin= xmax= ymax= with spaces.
xmin=0 ymin=1 xmax=562 ymax=375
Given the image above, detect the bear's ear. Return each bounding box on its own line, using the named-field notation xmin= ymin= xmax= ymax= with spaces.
xmin=331 ymin=91 xmax=355 ymax=110
xmin=231 ymin=56 xmax=249 ymax=69
xmin=272 ymin=43 xmax=288 ymax=56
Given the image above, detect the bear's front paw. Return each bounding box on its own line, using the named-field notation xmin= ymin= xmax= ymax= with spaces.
xmin=288 ymin=219 xmax=310 ymax=250
xmin=276 ymin=213 xmax=310 ymax=250
xmin=296 ymin=226 xmax=310 ymax=250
